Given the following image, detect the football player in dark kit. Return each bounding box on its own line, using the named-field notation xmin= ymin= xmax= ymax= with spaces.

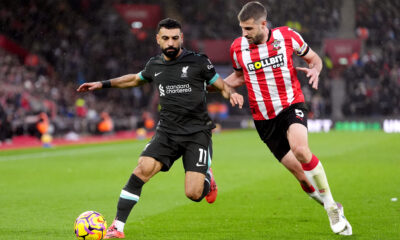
xmin=77 ymin=18 xmax=243 ymax=239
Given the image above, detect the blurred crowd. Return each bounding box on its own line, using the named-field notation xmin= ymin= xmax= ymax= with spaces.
xmin=344 ymin=0 xmax=400 ymax=116
xmin=179 ymin=0 xmax=341 ymax=46
xmin=0 ymin=0 xmax=159 ymax=141
xmin=0 ymin=0 xmax=399 ymax=141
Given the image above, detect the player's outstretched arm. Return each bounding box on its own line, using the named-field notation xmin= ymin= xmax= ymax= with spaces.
xmin=224 ymin=70 xmax=245 ymax=88
xmin=212 ymin=77 xmax=243 ymax=109
xmin=76 ymin=74 xmax=145 ymax=92
xmin=296 ymin=48 xmax=323 ymax=90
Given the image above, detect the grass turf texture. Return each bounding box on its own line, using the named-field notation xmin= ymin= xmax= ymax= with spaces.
xmin=0 ymin=130 xmax=399 ymax=240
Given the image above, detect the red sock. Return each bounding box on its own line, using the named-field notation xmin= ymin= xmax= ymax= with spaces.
xmin=301 ymin=154 xmax=319 ymax=171
xmin=300 ymin=183 xmax=316 ymax=193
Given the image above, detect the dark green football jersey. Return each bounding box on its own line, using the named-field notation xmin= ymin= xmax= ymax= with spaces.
xmin=139 ymin=49 xmax=219 ymax=134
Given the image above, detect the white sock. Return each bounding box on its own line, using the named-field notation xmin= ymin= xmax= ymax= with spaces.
xmin=115 ymin=220 xmax=125 ymax=232
xmin=302 ymin=154 xmax=336 ymax=209
xmin=300 ymin=182 xmax=324 ymax=205
xmin=308 ymin=190 xmax=324 ymax=205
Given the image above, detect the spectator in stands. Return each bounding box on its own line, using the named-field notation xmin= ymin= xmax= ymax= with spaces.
xmin=0 ymin=103 xmax=13 ymax=144
xmin=97 ymin=111 xmax=113 ymax=134
xmin=0 ymin=0 xmax=399 ymax=140
xmin=35 ymin=112 xmax=49 ymax=139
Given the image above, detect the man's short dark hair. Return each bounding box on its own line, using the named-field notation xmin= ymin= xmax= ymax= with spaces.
xmin=238 ymin=1 xmax=267 ymax=22
xmin=157 ymin=18 xmax=182 ymax=32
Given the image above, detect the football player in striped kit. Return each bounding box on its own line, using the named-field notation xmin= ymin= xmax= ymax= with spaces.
xmin=225 ymin=1 xmax=352 ymax=235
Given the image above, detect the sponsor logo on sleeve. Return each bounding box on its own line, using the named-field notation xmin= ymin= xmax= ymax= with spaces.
xmin=207 ymin=59 xmax=214 ymax=70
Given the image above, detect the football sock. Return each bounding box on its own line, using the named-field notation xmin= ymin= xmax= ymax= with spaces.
xmin=300 ymin=183 xmax=324 ymax=205
xmin=114 ymin=220 xmax=125 ymax=233
xmin=192 ymin=172 xmax=211 ymax=202
xmin=301 ymin=154 xmax=335 ymax=209
xmin=115 ymin=174 xmax=144 ymax=231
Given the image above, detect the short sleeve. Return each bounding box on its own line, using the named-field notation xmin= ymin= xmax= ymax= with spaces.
xmin=289 ymin=28 xmax=310 ymax=57
xmin=230 ymin=40 xmax=242 ymax=71
xmin=139 ymin=60 xmax=153 ymax=82
xmin=200 ymin=56 xmax=219 ymax=85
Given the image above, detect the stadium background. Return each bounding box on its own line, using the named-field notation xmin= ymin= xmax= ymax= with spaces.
xmin=0 ymin=1 xmax=400 ymax=240
xmin=0 ymin=0 xmax=399 ymax=143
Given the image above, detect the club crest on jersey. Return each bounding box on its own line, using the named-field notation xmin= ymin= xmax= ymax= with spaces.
xmin=181 ymin=66 xmax=189 ymax=78
xmin=272 ymin=39 xmax=281 ymax=51
xmin=247 ymin=54 xmax=284 ymax=71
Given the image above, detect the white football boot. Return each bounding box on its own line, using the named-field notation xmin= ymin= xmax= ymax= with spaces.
xmin=326 ymin=202 xmax=347 ymax=234
xmin=336 ymin=202 xmax=353 ymax=236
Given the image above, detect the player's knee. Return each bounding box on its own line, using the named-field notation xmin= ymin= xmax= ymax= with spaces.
xmin=291 ymin=145 xmax=311 ymax=163
xmin=134 ymin=157 xmax=157 ymax=180
xmin=185 ymin=188 xmax=203 ymax=202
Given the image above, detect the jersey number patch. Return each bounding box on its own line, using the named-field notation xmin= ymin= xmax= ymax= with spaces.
xmin=295 ymin=109 xmax=304 ymax=118
xmin=197 ymin=148 xmax=208 ymax=167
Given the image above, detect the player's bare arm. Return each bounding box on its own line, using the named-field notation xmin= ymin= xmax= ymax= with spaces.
xmin=296 ymin=49 xmax=323 ymax=90
xmin=76 ymin=74 xmax=144 ymax=92
xmin=224 ymin=70 xmax=246 ymax=88
xmin=212 ymin=77 xmax=243 ymax=109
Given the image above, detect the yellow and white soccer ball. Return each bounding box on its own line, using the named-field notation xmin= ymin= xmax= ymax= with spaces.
xmin=74 ymin=211 xmax=107 ymax=240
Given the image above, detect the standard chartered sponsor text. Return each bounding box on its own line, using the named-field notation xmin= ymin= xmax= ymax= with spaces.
xmin=166 ymin=84 xmax=192 ymax=94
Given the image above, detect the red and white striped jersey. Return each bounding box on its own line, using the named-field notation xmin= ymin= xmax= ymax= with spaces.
xmin=230 ymin=26 xmax=309 ymax=120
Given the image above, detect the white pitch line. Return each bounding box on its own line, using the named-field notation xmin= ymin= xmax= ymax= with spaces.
xmin=0 ymin=142 xmax=141 ymax=162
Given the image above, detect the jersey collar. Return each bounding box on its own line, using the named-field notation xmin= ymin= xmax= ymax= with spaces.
xmin=266 ymin=28 xmax=273 ymax=44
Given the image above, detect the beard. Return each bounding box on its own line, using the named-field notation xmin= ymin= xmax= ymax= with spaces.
xmin=162 ymin=46 xmax=180 ymax=59
xmin=247 ymin=32 xmax=264 ymax=45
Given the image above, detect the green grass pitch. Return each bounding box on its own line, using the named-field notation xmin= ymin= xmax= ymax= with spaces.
xmin=0 ymin=130 xmax=399 ymax=239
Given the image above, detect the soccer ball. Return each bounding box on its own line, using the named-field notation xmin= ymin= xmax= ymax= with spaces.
xmin=74 ymin=211 xmax=107 ymax=240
